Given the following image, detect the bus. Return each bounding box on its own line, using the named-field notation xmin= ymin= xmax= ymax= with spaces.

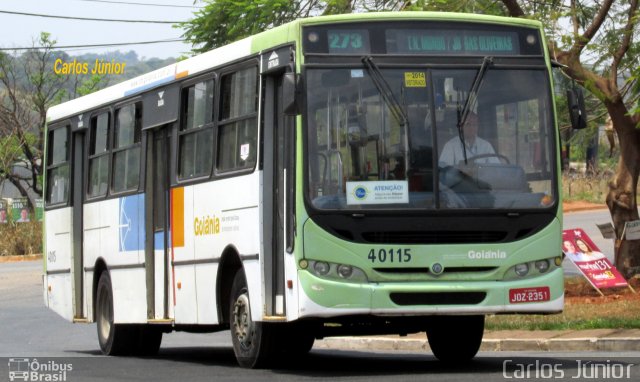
xmin=44 ymin=12 xmax=575 ymax=368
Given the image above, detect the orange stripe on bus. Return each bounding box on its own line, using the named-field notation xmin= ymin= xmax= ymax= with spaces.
xmin=175 ymin=71 xmax=189 ymax=79
xmin=172 ymin=187 xmax=185 ymax=248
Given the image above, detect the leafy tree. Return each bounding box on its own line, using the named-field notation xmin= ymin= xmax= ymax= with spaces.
xmin=0 ymin=33 xmax=111 ymax=207
xmin=180 ymin=0 xmax=410 ymax=52
xmin=0 ymin=33 xmax=68 ymax=206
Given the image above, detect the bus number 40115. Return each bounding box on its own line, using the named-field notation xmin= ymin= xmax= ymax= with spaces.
xmin=367 ymin=248 xmax=412 ymax=263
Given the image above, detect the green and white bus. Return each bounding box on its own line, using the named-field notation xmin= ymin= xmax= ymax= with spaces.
xmin=44 ymin=12 xmax=570 ymax=368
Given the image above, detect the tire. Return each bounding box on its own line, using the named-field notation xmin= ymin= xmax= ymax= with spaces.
xmin=426 ymin=315 xmax=484 ymax=363
xmin=229 ymin=269 xmax=276 ymax=368
xmin=96 ymin=271 xmax=137 ymax=355
xmin=133 ymin=325 xmax=163 ymax=356
xmin=279 ymin=323 xmax=315 ymax=356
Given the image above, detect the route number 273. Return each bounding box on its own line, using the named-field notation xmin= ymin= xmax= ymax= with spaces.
xmin=367 ymin=248 xmax=412 ymax=264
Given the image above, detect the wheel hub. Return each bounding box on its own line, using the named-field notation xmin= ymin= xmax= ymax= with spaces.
xmin=232 ymin=293 xmax=253 ymax=348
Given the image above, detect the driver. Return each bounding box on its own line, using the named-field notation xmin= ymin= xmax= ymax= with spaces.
xmin=439 ymin=112 xmax=500 ymax=166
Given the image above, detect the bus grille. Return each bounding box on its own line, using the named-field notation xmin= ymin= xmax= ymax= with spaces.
xmin=390 ymin=292 xmax=487 ymax=306
xmin=374 ymin=267 xmax=498 ymax=275
xmin=361 ymin=231 xmax=507 ymax=244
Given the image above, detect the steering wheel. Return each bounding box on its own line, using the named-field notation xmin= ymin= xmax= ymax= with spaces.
xmin=467 ymin=153 xmax=510 ymax=164
xmin=439 ymin=183 xmax=468 ymax=208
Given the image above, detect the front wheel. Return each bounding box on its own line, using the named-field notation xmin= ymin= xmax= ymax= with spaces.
xmin=426 ymin=315 xmax=484 ymax=363
xmin=229 ymin=269 xmax=277 ymax=368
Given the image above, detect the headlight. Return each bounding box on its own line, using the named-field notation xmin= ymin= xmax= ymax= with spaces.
xmin=337 ymin=264 xmax=353 ymax=279
xmin=535 ymin=260 xmax=550 ymax=273
xmin=313 ymin=261 xmax=330 ymax=276
xmin=307 ymin=260 xmax=367 ymax=283
xmin=514 ymin=263 xmax=529 ymax=277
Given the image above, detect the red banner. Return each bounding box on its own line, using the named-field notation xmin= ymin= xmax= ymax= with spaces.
xmin=562 ymin=229 xmax=628 ymax=289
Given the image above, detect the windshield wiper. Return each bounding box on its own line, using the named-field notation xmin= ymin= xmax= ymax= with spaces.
xmin=361 ymin=56 xmax=410 ymax=177
xmin=457 ymin=56 xmax=493 ymax=165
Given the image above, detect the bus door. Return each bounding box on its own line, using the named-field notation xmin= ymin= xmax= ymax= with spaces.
xmin=142 ymin=85 xmax=179 ymax=321
xmin=71 ymin=117 xmax=86 ymax=320
xmin=261 ymin=48 xmax=296 ymax=317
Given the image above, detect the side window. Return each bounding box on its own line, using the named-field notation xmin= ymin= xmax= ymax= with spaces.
xmin=178 ymin=79 xmax=214 ymax=179
xmin=112 ymin=103 xmax=142 ymax=193
xmin=45 ymin=125 xmax=70 ymax=206
xmin=88 ymin=112 xmax=110 ymax=197
xmin=217 ymin=66 xmax=258 ymax=172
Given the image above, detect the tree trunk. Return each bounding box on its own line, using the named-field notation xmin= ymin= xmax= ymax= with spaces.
xmin=604 ymin=101 xmax=640 ymax=278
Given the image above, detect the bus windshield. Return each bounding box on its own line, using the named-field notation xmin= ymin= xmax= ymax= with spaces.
xmin=306 ymin=66 xmax=556 ymax=211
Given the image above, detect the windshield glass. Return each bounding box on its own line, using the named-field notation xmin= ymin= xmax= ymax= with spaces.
xmin=306 ymin=67 xmax=556 ymax=211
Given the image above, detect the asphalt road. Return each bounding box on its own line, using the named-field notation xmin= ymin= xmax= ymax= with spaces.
xmin=2 ymin=209 xmax=636 ymax=382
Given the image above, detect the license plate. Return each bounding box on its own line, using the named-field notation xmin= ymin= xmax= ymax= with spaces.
xmin=509 ymin=287 xmax=550 ymax=304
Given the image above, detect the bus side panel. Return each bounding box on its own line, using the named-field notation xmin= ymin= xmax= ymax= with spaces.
xmin=173 ymin=185 xmax=197 ymax=324
xmin=183 ymin=174 xmax=261 ymax=324
xmin=44 ymin=207 xmax=73 ymax=321
xmin=84 ymin=199 xmax=147 ymax=323
xmin=111 ymin=268 xmax=148 ymax=323
xmin=284 ymin=246 xmax=300 ymax=320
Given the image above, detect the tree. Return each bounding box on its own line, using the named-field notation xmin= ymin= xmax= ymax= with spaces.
xmin=0 ymin=33 xmax=67 ymax=206
xmin=180 ymin=0 xmax=410 ymax=52
xmin=0 ymin=33 xmax=107 ymax=207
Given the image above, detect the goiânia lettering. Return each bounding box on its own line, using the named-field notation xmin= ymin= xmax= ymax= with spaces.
xmin=194 ymin=215 xmax=220 ymax=236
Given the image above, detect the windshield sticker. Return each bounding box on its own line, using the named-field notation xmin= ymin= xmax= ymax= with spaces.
xmin=240 ymin=144 xmax=250 ymax=160
xmin=351 ymin=69 xmax=364 ymax=78
xmin=346 ymin=181 xmax=409 ymax=205
xmin=404 ymin=72 xmax=426 ymax=87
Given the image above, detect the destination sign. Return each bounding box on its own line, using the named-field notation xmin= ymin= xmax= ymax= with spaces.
xmin=388 ymin=29 xmax=520 ymax=55
xmin=303 ymin=22 xmax=541 ymax=56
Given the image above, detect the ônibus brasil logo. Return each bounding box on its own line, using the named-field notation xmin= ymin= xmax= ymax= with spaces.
xmin=8 ymin=358 xmax=73 ymax=382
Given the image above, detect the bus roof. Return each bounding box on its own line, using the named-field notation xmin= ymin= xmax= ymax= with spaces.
xmin=46 ymin=12 xmax=542 ymax=124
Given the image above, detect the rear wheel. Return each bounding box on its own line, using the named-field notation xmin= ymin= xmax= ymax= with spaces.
xmin=229 ymin=269 xmax=277 ymax=368
xmin=96 ymin=271 xmax=136 ymax=355
xmin=426 ymin=315 xmax=484 ymax=363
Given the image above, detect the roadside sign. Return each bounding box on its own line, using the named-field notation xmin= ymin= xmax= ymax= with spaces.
xmin=0 ymin=199 xmax=7 ymax=224
xmin=11 ymin=198 xmax=30 ymax=223
xmin=562 ymin=228 xmax=629 ymax=295
xmin=596 ymin=222 xmax=616 ymax=239
xmin=624 ymin=220 xmax=640 ymax=241
xmin=35 ymin=198 xmax=44 ymax=222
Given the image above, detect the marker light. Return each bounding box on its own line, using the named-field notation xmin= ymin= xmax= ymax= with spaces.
xmin=299 ymin=259 xmax=309 ymax=269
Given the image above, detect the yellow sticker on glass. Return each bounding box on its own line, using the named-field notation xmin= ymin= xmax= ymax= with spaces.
xmin=404 ymin=72 xmax=426 ymax=88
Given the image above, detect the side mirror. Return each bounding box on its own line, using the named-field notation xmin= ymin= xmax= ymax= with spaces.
xmin=283 ymin=72 xmax=299 ymax=116
xmin=567 ymin=87 xmax=587 ymax=130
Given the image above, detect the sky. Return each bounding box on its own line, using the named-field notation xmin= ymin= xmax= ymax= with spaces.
xmin=0 ymin=0 xmax=201 ymax=59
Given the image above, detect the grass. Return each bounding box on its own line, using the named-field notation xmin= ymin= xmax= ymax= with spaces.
xmin=0 ymin=221 xmax=42 ymax=257
xmin=562 ymin=172 xmax=611 ymax=204
xmin=486 ymin=277 xmax=640 ymax=330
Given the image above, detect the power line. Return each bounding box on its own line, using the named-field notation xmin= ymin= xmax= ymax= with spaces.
xmin=0 ymin=38 xmax=185 ymax=51
xmin=75 ymin=0 xmax=203 ymax=8
xmin=0 ymin=9 xmax=184 ymax=23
